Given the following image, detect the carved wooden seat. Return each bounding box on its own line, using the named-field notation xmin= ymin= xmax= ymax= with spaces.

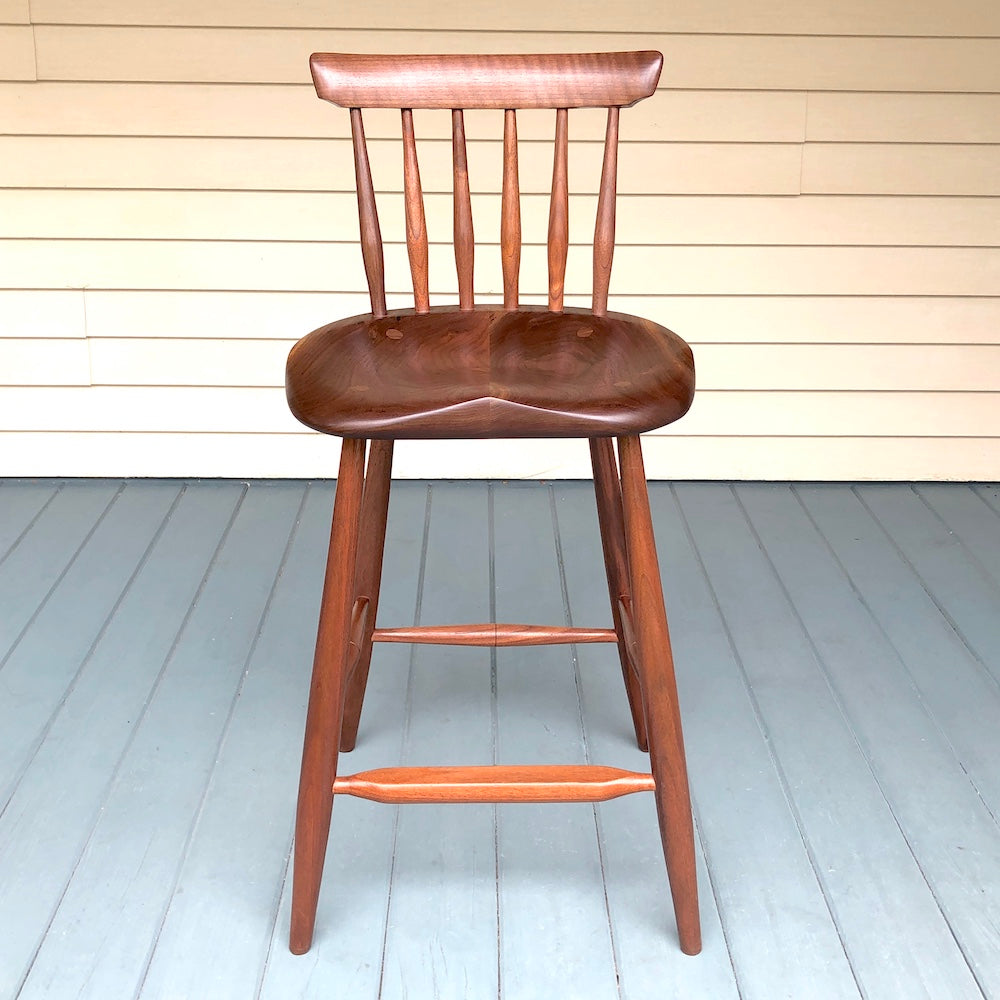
xmin=286 ymin=50 xmax=702 ymax=958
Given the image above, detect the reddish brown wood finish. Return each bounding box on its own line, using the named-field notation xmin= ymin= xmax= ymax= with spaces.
xmin=340 ymin=439 xmax=394 ymax=753
xmin=334 ymin=764 xmax=655 ymax=803
xmin=401 ymin=110 xmax=430 ymax=313
xmin=286 ymin=305 xmax=694 ymax=440
xmin=452 ymin=109 xmax=475 ymax=311
xmin=289 ymin=50 xmax=701 ymax=960
xmin=592 ymin=107 xmax=619 ymax=317
xmin=311 ymin=51 xmax=663 ymax=110
xmin=547 ymin=108 xmax=569 ymax=313
xmin=501 ymin=109 xmax=521 ymax=311
xmin=590 ymin=437 xmax=648 ymax=750
xmin=373 ymin=623 xmax=616 ymax=646
xmin=618 ymin=434 xmax=701 ymax=956
xmin=349 ymin=109 xmax=386 ymax=319
xmin=290 ymin=437 xmax=366 ymax=956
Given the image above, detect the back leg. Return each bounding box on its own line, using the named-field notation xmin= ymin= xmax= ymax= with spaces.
xmin=617 ymin=434 xmax=701 ymax=955
xmin=590 ymin=437 xmax=648 ymax=750
xmin=340 ymin=439 xmax=394 ymax=752
xmin=290 ymin=437 xmax=367 ymax=955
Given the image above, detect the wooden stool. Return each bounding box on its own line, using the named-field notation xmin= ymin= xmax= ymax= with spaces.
xmin=285 ymin=51 xmax=701 ymax=957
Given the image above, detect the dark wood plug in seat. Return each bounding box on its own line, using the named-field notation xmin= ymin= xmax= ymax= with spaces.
xmin=285 ymin=49 xmax=702 ymax=961
xmin=287 ymin=305 xmax=694 ymax=439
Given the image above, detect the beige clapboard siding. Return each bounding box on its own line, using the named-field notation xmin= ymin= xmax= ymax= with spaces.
xmin=0 ymin=0 xmax=29 ymax=22
xmin=6 ymin=191 xmax=1000 ymax=248
xmin=0 ymin=339 xmax=90 ymax=384
xmin=0 ymin=83 xmax=807 ymax=142
xmin=802 ymin=144 xmax=1000 ymax=196
xmin=3 ymin=241 xmax=998 ymax=297
xmin=807 ymin=93 xmax=1000 ymax=143
xmin=88 ymin=339 xmax=1000 ymax=393
xmin=78 ymin=291 xmax=1000 ymax=346
xmin=28 ymin=0 xmax=1000 ymax=36
xmin=2 ymin=386 xmax=998 ymax=438
xmin=1 ymin=432 xmax=997 ymax=481
xmin=2 ymin=432 xmax=995 ymax=481
xmin=0 ymin=291 xmax=86 ymax=337
xmin=0 ymin=136 xmax=802 ymax=195
xmin=29 ymin=26 xmax=1000 ymax=92
xmin=0 ymin=26 xmax=34 ymax=78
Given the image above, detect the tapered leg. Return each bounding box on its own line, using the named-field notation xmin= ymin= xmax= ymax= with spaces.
xmin=290 ymin=437 xmax=367 ymax=955
xmin=340 ymin=438 xmax=394 ymax=752
xmin=617 ymin=434 xmax=701 ymax=955
xmin=589 ymin=437 xmax=648 ymax=751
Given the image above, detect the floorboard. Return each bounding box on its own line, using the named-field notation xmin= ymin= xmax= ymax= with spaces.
xmin=0 ymin=478 xmax=996 ymax=1000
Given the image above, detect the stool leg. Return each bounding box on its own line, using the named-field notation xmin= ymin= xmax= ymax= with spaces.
xmin=340 ymin=438 xmax=394 ymax=752
xmin=617 ymin=434 xmax=701 ymax=955
xmin=290 ymin=437 xmax=367 ymax=955
xmin=589 ymin=437 xmax=648 ymax=751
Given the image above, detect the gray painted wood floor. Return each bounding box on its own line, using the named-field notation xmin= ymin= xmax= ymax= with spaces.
xmin=1 ymin=478 xmax=999 ymax=1000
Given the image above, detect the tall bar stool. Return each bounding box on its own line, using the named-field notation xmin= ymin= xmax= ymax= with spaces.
xmin=285 ymin=51 xmax=701 ymax=956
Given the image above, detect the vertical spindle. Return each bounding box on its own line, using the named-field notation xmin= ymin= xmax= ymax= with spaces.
xmin=349 ymin=108 xmax=386 ymax=318
xmin=592 ymin=106 xmax=619 ymax=317
xmin=547 ymin=108 xmax=569 ymax=313
xmin=401 ymin=109 xmax=430 ymax=313
xmin=452 ymin=109 xmax=475 ymax=310
xmin=501 ymin=109 xmax=521 ymax=312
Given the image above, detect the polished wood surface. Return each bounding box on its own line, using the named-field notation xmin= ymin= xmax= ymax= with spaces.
xmin=290 ymin=438 xmax=365 ymax=956
xmin=334 ymin=765 xmax=656 ymax=803
xmin=619 ymin=435 xmax=702 ymax=955
xmin=310 ymin=51 xmax=663 ymax=110
xmin=400 ymin=111 xmax=429 ymax=314
xmin=592 ymin=107 xmax=619 ymax=317
xmin=373 ymin=623 xmax=617 ymax=646
xmin=547 ymin=108 xmax=569 ymax=313
xmin=286 ymin=305 xmax=694 ymax=440
xmin=340 ymin=439 xmax=393 ymax=753
xmin=290 ymin=49 xmax=701 ymax=960
xmin=452 ymin=109 xmax=475 ymax=311
xmin=590 ymin=437 xmax=648 ymax=750
xmin=501 ymin=108 xmax=521 ymax=312
xmin=349 ymin=109 xmax=386 ymax=319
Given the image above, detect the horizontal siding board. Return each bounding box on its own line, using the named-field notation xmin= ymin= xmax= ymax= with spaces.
xmin=0 ymin=1 xmax=29 ymax=22
xmin=88 ymin=339 xmax=1000 ymax=393
xmin=0 ymin=338 xmax=90 ymax=384
xmin=802 ymin=143 xmax=1000 ymax=196
xmin=81 ymin=291 xmax=1000 ymax=346
xmin=0 ymin=290 xmax=86 ymax=337
xmin=2 ymin=241 xmax=997 ymax=295
xmin=807 ymin=93 xmax=1000 ymax=143
xmin=31 ymin=27 xmax=1000 ymax=91
xmin=0 ymin=82 xmax=806 ymax=142
xmin=0 ymin=136 xmax=802 ymax=195
xmin=0 ymin=432 xmax=996 ymax=481
xmin=27 ymin=0 xmax=1000 ymax=36
xmin=7 ymin=191 xmax=1000 ymax=247
xmin=1 ymin=386 xmax=997 ymax=436
xmin=0 ymin=26 xmax=35 ymax=79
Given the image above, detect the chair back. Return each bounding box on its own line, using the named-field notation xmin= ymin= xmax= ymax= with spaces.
xmin=310 ymin=51 xmax=663 ymax=319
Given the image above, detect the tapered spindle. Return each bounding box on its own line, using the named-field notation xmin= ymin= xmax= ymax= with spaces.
xmin=452 ymin=109 xmax=474 ymax=310
xmin=548 ymin=108 xmax=569 ymax=313
xmin=593 ymin=107 xmax=619 ymax=317
xmin=501 ymin=109 xmax=521 ymax=311
xmin=349 ymin=109 xmax=386 ymax=319
xmin=401 ymin=110 xmax=430 ymax=313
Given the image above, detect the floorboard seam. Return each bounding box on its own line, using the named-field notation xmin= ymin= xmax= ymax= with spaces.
xmin=0 ymin=482 xmax=61 ymax=567
xmin=674 ymin=484 xmax=863 ymax=999
xmin=133 ymin=484 xmax=309 ymax=999
xmin=734 ymin=486 xmax=986 ymax=999
xmin=14 ymin=483 xmax=250 ymax=1000
xmin=0 ymin=484 xmax=185 ymax=824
